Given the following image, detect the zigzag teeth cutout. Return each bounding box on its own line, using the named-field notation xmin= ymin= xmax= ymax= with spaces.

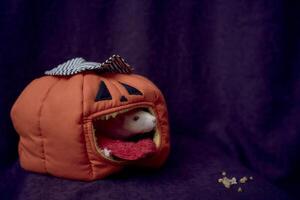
xmin=44 ymin=55 xmax=134 ymax=76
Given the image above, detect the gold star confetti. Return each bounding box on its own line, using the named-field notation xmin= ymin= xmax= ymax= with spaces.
xmin=217 ymin=172 xmax=253 ymax=192
xmin=240 ymin=177 xmax=248 ymax=184
xmin=238 ymin=187 xmax=243 ymax=192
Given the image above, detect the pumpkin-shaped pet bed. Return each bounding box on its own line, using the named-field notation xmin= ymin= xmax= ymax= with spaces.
xmin=10 ymin=55 xmax=170 ymax=181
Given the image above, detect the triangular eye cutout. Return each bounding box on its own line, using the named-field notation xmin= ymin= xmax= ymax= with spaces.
xmin=95 ymin=81 xmax=112 ymax=101
xmin=119 ymin=82 xmax=143 ymax=96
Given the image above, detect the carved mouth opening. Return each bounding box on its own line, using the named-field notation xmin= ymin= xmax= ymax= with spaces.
xmin=92 ymin=106 xmax=160 ymax=162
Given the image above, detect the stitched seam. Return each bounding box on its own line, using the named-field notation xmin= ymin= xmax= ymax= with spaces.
xmin=81 ymin=74 xmax=94 ymax=178
xmin=37 ymin=79 xmax=60 ymax=173
xmin=86 ymin=102 xmax=155 ymax=117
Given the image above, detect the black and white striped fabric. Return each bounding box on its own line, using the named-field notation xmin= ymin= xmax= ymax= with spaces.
xmin=45 ymin=55 xmax=133 ymax=76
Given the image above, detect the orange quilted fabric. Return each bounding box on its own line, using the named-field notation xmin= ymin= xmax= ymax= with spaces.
xmin=11 ymin=73 xmax=170 ymax=180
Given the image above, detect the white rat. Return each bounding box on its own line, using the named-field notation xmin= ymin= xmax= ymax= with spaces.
xmin=96 ymin=109 xmax=156 ymax=139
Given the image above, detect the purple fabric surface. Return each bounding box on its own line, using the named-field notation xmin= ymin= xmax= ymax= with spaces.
xmin=1 ymin=0 xmax=300 ymax=199
xmin=1 ymin=135 xmax=291 ymax=200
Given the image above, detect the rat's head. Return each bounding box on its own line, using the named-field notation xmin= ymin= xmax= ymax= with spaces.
xmin=123 ymin=110 xmax=156 ymax=134
xmin=94 ymin=109 xmax=157 ymax=139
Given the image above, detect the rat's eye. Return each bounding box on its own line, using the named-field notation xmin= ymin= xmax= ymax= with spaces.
xmin=133 ymin=116 xmax=139 ymax=121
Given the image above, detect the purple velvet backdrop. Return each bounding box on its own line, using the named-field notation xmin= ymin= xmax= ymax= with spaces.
xmin=1 ymin=0 xmax=300 ymax=199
